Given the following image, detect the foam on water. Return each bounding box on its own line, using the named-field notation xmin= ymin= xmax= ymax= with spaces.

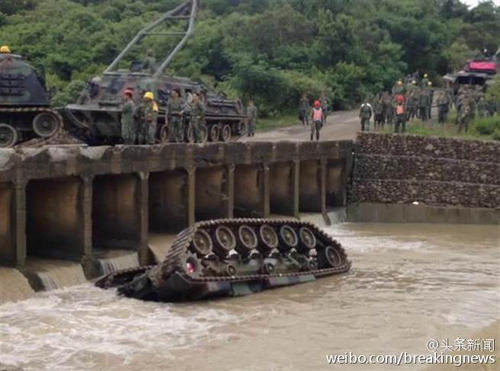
xmin=95 ymin=250 xmax=140 ymax=276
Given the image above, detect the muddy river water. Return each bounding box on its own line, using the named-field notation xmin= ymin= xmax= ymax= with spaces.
xmin=0 ymin=223 xmax=498 ymax=371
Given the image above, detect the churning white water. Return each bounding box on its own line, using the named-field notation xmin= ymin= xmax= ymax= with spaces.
xmin=0 ymin=223 xmax=498 ymax=371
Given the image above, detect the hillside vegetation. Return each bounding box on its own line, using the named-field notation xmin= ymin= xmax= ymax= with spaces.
xmin=0 ymin=0 xmax=499 ymax=114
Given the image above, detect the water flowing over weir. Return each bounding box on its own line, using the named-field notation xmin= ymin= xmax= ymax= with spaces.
xmin=0 ymin=268 xmax=34 ymax=304
xmin=94 ymin=250 xmax=140 ymax=276
xmin=23 ymin=258 xmax=87 ymax=291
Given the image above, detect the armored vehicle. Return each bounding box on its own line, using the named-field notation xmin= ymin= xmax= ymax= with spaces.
xmin=96 ymin=219 xmax=351 ymax=302
xmin=65 ymin=0 xmax=248 ymax=145
xmin=0 ymin=51 xmax=62 ymax=148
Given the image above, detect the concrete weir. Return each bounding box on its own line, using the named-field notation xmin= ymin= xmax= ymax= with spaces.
xmin=0 ymin=141 xmax=353 ymax=292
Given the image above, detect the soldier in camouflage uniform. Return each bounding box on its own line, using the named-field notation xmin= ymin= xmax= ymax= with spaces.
xmin=299 ymin=94 xmax=310 ymax=126
xmin=142 ymin=49 xmax=156 ymax=74
xmin=374 ymin=96 xmax=384 ymax=130
xmin=189 ymin=92 xmax=205 ymax=143
xmin=247 ymin=99 xmax=258 ymax=137
xmin=137 ymin=91 xmax=158 ymax=144
xmin=167 ymin=89 xmax=185 ymax=142
xmin=121 ymin=89 xmax=137 ymax=144
xmin=457 ymin=96 xmax=472 ymax=133
xmin=320 ymin=92 xmax=329 ymax=119
xmin=436 ymin=91 xmax=450 ymax=124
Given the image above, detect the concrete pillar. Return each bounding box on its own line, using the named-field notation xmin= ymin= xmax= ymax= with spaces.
xmin=137 ymin=172 xmax=149 ymax=265
xmin=226 ymin=165 xmax=235 ymax=219
xmin=14 ymin=182 xmax=26 ymax=267
xmin=320 ymin=158 xmax=327 ymax=214
xmin=0 ymin=183 xmax=16 ymax=266
xmin=262 ymin=164 xmax=270 ymax=218
xmin=326 ymin=161 xmax=345 ymax=207
xmin=292 ymin=160 xmax=300 ymax=218
xmin=80 ymin=176 xmax=93 ymax=259
xmin=187 ymin=167 xmax=196 ymax=226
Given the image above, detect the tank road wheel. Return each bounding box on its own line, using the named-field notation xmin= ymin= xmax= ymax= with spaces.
xmin=259 ymin=224 xmax=279 ymax=251
xmin=225 ymin=263 xmax=238 ymax=276
xmin=237 ymin=225 xmax=258 ymax=255
xmin=299 ymin=227 xmax=317 ymax=251
xmin=317 ymin=246 xmax=340 ymax=269
xmin=0 ymin=124 xmax=18 ymax=148
xmin=209 ymin=124 xmax=220 ymax=142
xmin=183 ymin=253 xmax=203 ymax=278
xmin=279 ymin=225 xmax=299 ymax=250
xmin=32 ymin=112 xmax=61 ymax=138
xmin=261 ymin=262 xmax=275 ymax=275
xmin=220 ymin=124 xmax=232 ymax=142
xmin=192 ymin=229 xmax=213 ymax=256
xmin=214 ymin=225 xmax=237 ymax=258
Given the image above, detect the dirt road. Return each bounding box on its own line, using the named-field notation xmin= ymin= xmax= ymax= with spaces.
xmin=244 ymin=110 xmax=360 ymax=142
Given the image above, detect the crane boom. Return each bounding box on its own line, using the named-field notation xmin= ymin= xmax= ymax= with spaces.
xmin=104 ymin=0 xmax=199 ymax=77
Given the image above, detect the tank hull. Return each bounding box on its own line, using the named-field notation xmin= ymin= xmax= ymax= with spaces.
xmin=96 ymin=219 xmax=351 ymax=302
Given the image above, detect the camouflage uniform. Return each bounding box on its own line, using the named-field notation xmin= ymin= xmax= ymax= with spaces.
xmin=138 ymin=100 xmax=158 ymax=144
xmin=247 ymin=103 xmax=258 ymax=136
xmin=320 ymin=96 xmax=328 ymax=119
xmin=394 ymin=103 xmax=406 ymax=133
xmin=418 ymin=91 xmax=430 ymax=121
xmin=168 ymin=95 xmax=185 ymax=142
xmin=359 ymin=103 xmax=372 ymax=132
xmin=121 ymin=98 xmax=137 ymax=144
xmin=436 ymin=93 xmax=449 ymax=124
xmin=299 ymin=97 xmax=310 ymax=126
xmin=374 ymin=99 xmax=384 ymax=129
xmin=458 ymin=101 xmax=471 ymax=133
xmin=190 ymin=99 xmax=205 ymax=143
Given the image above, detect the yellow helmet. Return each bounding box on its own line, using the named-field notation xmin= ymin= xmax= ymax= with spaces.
xmin=143 ymin=91 xmax=154 ymax=100
xmin=427 ymin=81 xmax=432 ymax=86
xmin=412 ymin=80 xmax=416 ymax=85
xmin=0 ymin=45 xmax=11 ymax=54
xmin=397 ymin=80 xmax=403 ymax=85
xmin=424 ymin=73 xmax=428 ymax=78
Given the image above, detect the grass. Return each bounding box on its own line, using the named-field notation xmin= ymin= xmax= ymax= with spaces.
xmin=381 ymin=111 xmax=499 ymax=141
xmin=256 ymin=113 xmax=299 ymax=131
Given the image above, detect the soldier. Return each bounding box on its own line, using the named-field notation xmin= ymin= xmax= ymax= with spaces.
xmin=138 ymin=91 xmax=158 ymax=144
xmin=0 ymin=45 xmax=11 ymax=54
xmin=310 ymin=100 xmax=324 ymax=141
xmin=436 ymin=91 xmax=450 ymax=124
xmin=121 ymin=89 xmax=137 ymax=144
xmin=458 ymin=98 xmax=471 ymax=133
xmin=427 ymin=81 xmax=434 ymax=119
xmin=383 ymin=92 xmax=393 ymax=126
xmin=143 ymin=49 xmax=156 ymax=74
xmin=189 ymin=92 xmax=205 ymax=143
xmin=374 ymin=96 xmax=384 ymax=130
xmin=418 ymin=88 xmax=430 ymax=121
xmin=299 ymin=94 xmax=310 ymax=126
xmin=167 ymin=89 xmax=185 ymax=142
xmin=421 ymin=73 xmax=429 ymax=88
xmin=394 ymin=96 xmax=406 ymax=133
xmin=320 ymin=92 xmax=329 ymax=119
xmin=392 ymin=80 xmax=405 ymax=95
xmin=359 ymin=101 xmax=373 ymax=132
xmin=247 ymin=99 xmax=258 ymax=137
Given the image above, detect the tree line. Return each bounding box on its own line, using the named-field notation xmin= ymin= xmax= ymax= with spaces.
xmin=0 ymin=0 xmax=498 ymax=115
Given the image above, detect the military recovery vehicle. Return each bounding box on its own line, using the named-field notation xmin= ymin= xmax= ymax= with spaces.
xmin=0 ymin=49 xmax=62 ymax=148
xmin=65 ymin=0 xmax=248 ymax=145
xmin=96 ymin=219 xmax=351 ymax=302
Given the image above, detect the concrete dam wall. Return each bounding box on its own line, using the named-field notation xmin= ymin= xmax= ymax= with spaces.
xmin=0 ymin=141 xmax=352 ymax=291
xmin=349 ymin=133 xmax=500 ymax=224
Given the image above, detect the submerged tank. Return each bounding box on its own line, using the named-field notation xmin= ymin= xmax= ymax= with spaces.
xmin=0 ymin=52 xmax=62 ymax=148
xmin=96 ymin=219 xmax=351 ymax=302
xmin=65 ymin=0 xmax=248 ymax=145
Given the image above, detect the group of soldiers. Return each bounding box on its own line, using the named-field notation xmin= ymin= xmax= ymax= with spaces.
xmin=299 ymin=93 xmax=329 ymax=141
xmin=361 ymin=72 xmax=498 ymax=134
xmin=120 ymin=89 xmax=206 ymax=145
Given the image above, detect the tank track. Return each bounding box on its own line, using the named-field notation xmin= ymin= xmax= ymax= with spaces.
xmin=97 ymin=219 xmax=351 ymax=301
xmin=0 ymin=107 xmax=63 ymax=147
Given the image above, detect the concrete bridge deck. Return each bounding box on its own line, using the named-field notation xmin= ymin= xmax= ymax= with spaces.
xmin=0 ymin=141 xmax=353 ymax=279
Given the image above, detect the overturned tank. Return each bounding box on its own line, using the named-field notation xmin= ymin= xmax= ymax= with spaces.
xmin=0 ymin=52 xmax=62 ymax=148
xmin=65 ymin=0 xmax=248 ymax=145
xmin=96 ymin=219 xmax=351 ymax=302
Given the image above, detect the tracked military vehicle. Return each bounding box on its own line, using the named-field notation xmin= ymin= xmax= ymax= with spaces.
xmin=0 ymin=51 xmax=62 ymax=148
xmin=65 ymin=0 xmax=248 ymax=145
xmin=96 ymin=219 xmax=351 ymax=302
